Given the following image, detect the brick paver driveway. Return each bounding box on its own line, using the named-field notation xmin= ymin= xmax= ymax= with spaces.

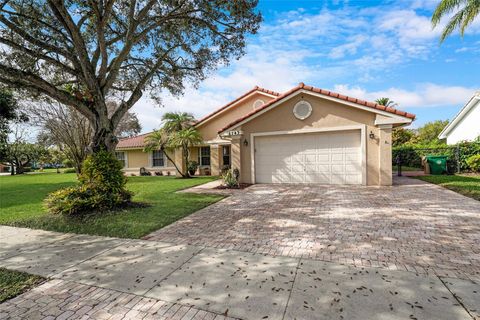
xmin=145 ymin=177 xmax=480 ymax=280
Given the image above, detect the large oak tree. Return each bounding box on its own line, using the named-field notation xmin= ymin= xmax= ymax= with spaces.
xmin=0 ymin=0 xmax=261 ymax=153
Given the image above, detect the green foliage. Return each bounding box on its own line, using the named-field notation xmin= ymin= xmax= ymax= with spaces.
xmin=145 ymin=115 xmax=203 ymax=178
xmin=416 ymin=120 xmax=449 ymax=144
xmin=466 ymin=154 xmax=480 ymax=172
xmin=63 ymin=168 xmax=77 ymax=174
xmin=45 ymin=151 xmax=131 ymax=216
xmin=393 ymin=141 xmax=480 ymax=172
xmin=392 ymin=128 xmax=415 ymax=147
xmin=432 ymin=0 xmax=480 ymax=42
xmin=392 ymin=120 xmax=449 ymax=148
xmin=0 ymin=89 xmax=27 ymax=161
xmin=187 ymin=161 xmax=199 ymax=174
xmin=375 ymin=97 xmax=397 ymax=107
xmin=222 ymin=169 xmax=239 ymax=188
xmin=162 ymin=112 xmax=195 ymax=133
xmin=62 ymin=158 xmax=74 ymax=168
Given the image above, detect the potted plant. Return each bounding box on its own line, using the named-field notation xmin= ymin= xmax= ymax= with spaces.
xmin=187 ymin=161 xmax=198 ymax=176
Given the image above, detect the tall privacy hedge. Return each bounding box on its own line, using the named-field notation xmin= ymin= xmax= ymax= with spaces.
xmin=393 ymin=141 xmax=480 ymax=172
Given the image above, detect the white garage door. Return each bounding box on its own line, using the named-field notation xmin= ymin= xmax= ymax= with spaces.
xmin=254 ymin=130 xmax=362 ymax=184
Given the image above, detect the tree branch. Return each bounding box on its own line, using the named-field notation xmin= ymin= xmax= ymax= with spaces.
xmin=0 ymin=37 xmax=78 ymax=76
xmin=0 ymin=64 xmax=94 ymax=121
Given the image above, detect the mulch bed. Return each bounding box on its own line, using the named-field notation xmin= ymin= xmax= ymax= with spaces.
xmin=215 ymin=183 xmax=252 ymax=190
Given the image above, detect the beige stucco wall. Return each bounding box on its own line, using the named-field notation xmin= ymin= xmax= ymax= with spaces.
xmin=197 ymin=93 xmax=275 ymax=142
xmin=235 ymin=94 xmax=392 ymax=186
xmin=118 ymin=148 xmax=178 ymax=175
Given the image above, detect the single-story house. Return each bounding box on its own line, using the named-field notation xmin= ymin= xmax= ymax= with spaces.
xmin=439 ymin=92 xmax=480 ymax=145
xmin=117 ymin=83 xmax=415 ymax=185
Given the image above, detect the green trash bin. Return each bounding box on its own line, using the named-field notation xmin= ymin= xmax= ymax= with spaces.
xmin=425 ymin=155 xmax=448 ymax=175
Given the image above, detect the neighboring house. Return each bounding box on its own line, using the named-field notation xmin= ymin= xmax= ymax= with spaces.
xmin=117 ymin=83 xmax=415 ymax=185
xmin=0 ymin=163 xmax=11 ymax=173
xmin=439 ymin=92 xmax=480 ymax=144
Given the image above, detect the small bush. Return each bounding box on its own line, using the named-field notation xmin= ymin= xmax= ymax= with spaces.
xmin=222 ymin=169 xmax=238 ymax=188
xmin=63 ymin=168 xmax=76 ymax=174
xmin=45 ymin=151 xmax=132 ymax=216
xmin=466 ymin=154 xmax=480 ymax=172
xmin=154 ymin=171 xmax=163 ymax=176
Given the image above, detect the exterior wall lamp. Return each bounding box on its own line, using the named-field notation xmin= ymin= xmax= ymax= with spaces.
xmin=369 ymin=131 xmax=375 ymax=139
xmin=243 ymin=138 xmax=248 ymax=146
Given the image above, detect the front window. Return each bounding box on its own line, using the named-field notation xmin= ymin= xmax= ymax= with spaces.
xmin=115 ymin=152 xmax=126 ymax=168
xmin=199 ymin=147 xmax=210 ymax=166
xmin=222 ymin=146 xmax=231 ymax=166
xmin=152 ymin=150 xmax=165 ymax=167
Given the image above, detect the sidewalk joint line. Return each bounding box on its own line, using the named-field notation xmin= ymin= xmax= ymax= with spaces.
xmin=143 ymin=246 xmax=205 ymax=296
xmin=281 ymin=257 xmax=301 ymax=320
xmin=437 ymin=276 xmax=475 ymax=320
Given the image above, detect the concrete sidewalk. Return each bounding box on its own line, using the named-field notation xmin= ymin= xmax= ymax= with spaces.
xmin=0 ymin=226 xmax=478 ymax=320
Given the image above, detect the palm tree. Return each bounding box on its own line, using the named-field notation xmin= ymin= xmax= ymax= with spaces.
xmin=375 ymin=97 xmax=398 ymax=107
xmin=169 ymin=127 xmax=203 ymax=177
xmin=432 ymin=0 xmax=480 ymax=42
xmin=144 ymin=129 xmax=185 ymax=177
xmin=161 ymin=112 xmax=195 ymax=133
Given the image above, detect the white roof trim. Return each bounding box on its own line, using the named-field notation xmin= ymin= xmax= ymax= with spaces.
xmin=439 ymin=93 xmax=480 ymax=139
xmin=220 ymin=89 xmax=413 ymax=133
xmin=195 ymin=90 xmax=277 ymax=128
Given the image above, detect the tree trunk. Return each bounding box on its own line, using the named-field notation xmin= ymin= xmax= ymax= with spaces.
xmin=183 ymin=144 xmax=190 ymax=178
xmin=88 ymin=117 xmax=118 ymax=153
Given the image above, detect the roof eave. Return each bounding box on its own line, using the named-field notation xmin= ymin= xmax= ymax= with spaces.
xmin=219 ymin=86 xmax=415 ymax=134
xmin=438 ymin=94 xmax=480 ymax=139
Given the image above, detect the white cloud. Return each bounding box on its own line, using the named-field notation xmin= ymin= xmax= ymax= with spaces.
xmin=333 ymin=83 xmax=477 ymax=108
xmin=129 ymin=3 xmax=480 ymax=133
xmin=329 ymin=35 xmax=367 ymax=59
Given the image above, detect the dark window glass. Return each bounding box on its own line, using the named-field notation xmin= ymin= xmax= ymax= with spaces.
xmin=152 ymin=150 xmax=164 ymax=167
xmin=222 ymin=146 xmax=231 ymax=166
xmin=200 ymin=147 xmax=210 ymax=166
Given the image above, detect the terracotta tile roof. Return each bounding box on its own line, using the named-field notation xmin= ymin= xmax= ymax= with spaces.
xmin=218 ymin=83 xmax=416 ymax=133
xmin=195 ymin=86 xmax=280 ymax=127
xmin=117 ymin=132 xmax=151 ymax=149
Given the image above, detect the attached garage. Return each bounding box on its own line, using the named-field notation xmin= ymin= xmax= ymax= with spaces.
xmin=253 ymin=129 xmax=364 ymax=184
xmin=215 ymin=83 xmax=415 ymax=186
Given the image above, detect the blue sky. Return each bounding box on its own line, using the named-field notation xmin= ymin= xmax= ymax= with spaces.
xmin=133 ymin=0 xmax=480 ymax=132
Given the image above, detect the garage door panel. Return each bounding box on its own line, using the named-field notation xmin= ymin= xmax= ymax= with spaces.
xmin=254 ymin=130 xmax=362 ymax=184
xmin=331 ymin=153 xmax=344 ymax=161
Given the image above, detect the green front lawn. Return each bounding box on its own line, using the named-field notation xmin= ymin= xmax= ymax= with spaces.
xmin=0 ymin=268 xmax=45 ymax=303
xmin=0 ymin=173 xmax=222 ymax=238
xmin=414 ymin=175 xmax=480 ymax=201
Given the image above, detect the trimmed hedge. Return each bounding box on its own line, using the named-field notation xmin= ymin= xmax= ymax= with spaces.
xmin=393 ymin=141 xmax=480 ymax=172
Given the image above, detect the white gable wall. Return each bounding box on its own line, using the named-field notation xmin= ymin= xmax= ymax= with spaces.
xmin=445 ymin=100 xmax=480 ymax=144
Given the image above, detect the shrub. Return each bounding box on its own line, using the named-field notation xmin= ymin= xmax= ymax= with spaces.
xmin=63 ymin=168 xmax=76 ymax=174
xmin=222 ymin=169 xmax=238 ymax=188
xmin=45 ymin=151 xmax=132 ymax=216
xmin=62 ymin=159 xmax=74 ymax=168
xmin=187 ymin=161 xmax=198 ymax=176
xmin=466 ymin=154 xmax=480 ymax=172
xmin=154 ymin=171 xmax=163 ymax=176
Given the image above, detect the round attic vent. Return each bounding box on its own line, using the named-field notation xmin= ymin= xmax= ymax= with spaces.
xmin=253 ymin=99 xmax=265 ymax=109
xmin=293 ymin=100 xmax=312 ymax=120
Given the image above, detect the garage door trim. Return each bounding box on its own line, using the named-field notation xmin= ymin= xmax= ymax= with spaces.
xmin=250 ymin=125 xmax=367 ymax=185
